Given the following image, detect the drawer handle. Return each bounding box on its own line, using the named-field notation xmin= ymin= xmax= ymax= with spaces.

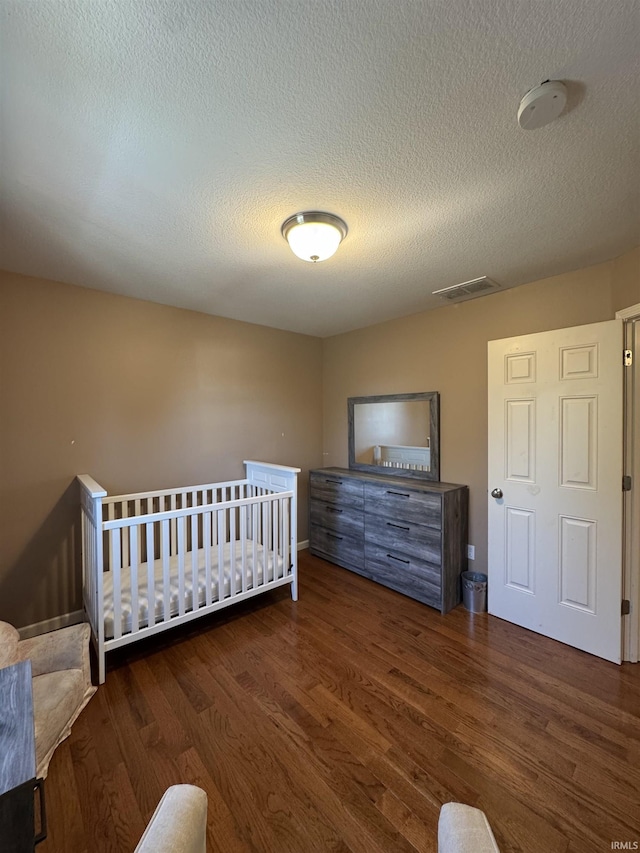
xmin=386 ymin=490 xmax=410 ymax=498
xmin=327 ymin=507 xmax=343 ymax=514
xmin=326 ymin=478 xmax=343 ymax=485
xmin=387 ymin=553 xmax=410 ymax=565
xmin=327 ymin=532 xmax=344 ymax=540
xmin=387 ymin=522 xmax=410 ymax=531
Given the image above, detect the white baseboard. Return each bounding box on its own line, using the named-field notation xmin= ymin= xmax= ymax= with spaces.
xmin=18 ymin=609 xmax=85 ymax=640
xmin=297 ymin=539 xmax=309 ymax=551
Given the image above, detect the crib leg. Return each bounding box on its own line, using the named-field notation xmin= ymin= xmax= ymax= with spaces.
xmin=291 ymin=574 xmax=298 ymax=601
xmin=98 ymin=640 xmax=106 ymax=685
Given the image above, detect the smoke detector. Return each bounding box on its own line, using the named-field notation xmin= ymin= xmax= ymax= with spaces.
xmin=432 ymin=276 xmax=501 ymax=303
xmin=517 ymin=80 xmax=567 ymax=130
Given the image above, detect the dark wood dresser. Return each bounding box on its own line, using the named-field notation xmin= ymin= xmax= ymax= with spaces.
xmin=309 ymin=467 xmax=468 ymax=613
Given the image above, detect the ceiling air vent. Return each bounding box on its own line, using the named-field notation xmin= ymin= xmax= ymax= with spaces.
xmin=432 ymin=276 xmax=501 ymax=303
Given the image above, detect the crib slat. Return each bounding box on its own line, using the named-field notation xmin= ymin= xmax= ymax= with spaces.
xmin=279 ymin=498 xmax=285 ymax=579
xmin=271 ymin=499 xmax=282 ymax=580
xmin=121 ymin=502 xmax=130 ymax=571
xmin=283 ymin=496 xmax=290 ymax=577
xmin=240 ymin=505 xmax=247 ymax=593
xmin=273 ymin=499 xmax=279 ymax=580
xmin=252 ymin=502 xmax=259 ymax=586
xmin=170 ymin=494 xmax=177 ymax=557
xmin=212 ymin=496 xmax=218 ymax=546
xmin=111 ymin=529 xmax=122 ymax=641
xmin=107 ymin=504 xmax=115 ymax=568
xmin=146 ymin=522 xmax=155 ymax=627
xmin=262 ymin=501 xmax=269 ymax=587
xmin=246 ymin=490 xmax=252 ymax=538
xmin=178 ymin=515 xmax=186 ymax=616
xmin=230 ymin=507 xmax=236 ymax=596
xmin=217 ymin=510 xmax=224 ymax=602
xmin=204 ymin=511 xmax=212 ymax=606
xmin=162 ymin=519 xmax=170 ymax=621
xmin=130 ymin=526 xmax=139 ymax=633
xmin=135 ymin=500 xmax=142 ymax=564
xmin=191 ymin=510 xmax=198 ymax=610
xmin=261 ymin=500 xmax=268 ymax=587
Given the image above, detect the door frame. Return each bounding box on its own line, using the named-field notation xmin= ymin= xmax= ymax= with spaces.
xmin=617 ymin=302 xmax=640 ymax=662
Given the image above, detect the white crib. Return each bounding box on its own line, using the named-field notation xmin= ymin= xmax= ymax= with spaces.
xmin=374 ymin=443 xmax=431 ymax=470
xmin=77 ymin=461 xmax=300 ymax=683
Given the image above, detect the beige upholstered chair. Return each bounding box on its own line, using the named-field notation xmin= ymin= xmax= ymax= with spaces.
xmin=438 ymin=803 xmax=500 ymax=852
xmin=134 ymin=785 xmax=208 ymax=853
xmin=134 ymin=789 xmax=488 ymax=853
xmin=0 ymin=620 xmax=96 ymax=779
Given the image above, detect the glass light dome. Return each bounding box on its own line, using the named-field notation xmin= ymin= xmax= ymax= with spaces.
xmin=281 ymin=212 xmax=348 ymax=263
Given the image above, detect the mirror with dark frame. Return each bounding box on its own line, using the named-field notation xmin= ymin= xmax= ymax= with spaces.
xmin=348 ymin=391 xmax=440 ymax=481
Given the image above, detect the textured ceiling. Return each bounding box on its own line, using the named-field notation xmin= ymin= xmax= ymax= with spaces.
xmin=1 ymin=0 xmax=638 ymax=337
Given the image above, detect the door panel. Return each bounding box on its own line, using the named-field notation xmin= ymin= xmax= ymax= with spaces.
xmin=506 ymin=398 xmax=536 ymax=481
xmin=505 ymin=507 xmax=535 ymax=592
xmin=560 ymin=396 xmax=597 ymax=488
xmin=559 ymin=515 xmax=596 ymax=612
xmin=488 ymin=319 xmax=623 ymax=663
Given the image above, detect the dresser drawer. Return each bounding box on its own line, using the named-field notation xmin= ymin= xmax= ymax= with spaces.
xmin=310 ymin=525 xmax=364 ymax=570
xmin=364 ymin=542 xmax=441 ymax=608
xmin=364 ymin=481 xmax=442 ymax=528
xmin=310 ymin=472 xmax=364 ymax=510
xmin=310 ymin=499 xmax=364 ymax=538
xmin=365 ymin=515 xmax=441 ymax=565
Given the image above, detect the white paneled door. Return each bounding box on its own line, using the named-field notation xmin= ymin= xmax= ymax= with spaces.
xmin=488 ymin=320 xmax=623 ymax=663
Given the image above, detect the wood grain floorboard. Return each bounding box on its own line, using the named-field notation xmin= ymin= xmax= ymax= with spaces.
xmin=39 ymin=550 xmax=640 ymax=852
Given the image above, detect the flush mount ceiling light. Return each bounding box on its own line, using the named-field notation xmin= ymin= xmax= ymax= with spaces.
xmin=281 ymin=211 xmax=348 ymax=263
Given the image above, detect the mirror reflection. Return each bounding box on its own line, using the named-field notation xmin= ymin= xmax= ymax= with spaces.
xmin=354 ymin=400 xmax=431 ymax=471
xmin=348 ymin=391 xmax=440 ymax=481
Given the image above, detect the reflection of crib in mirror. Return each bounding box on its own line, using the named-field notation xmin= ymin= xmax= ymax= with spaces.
xmin=373 ymin=443 xmax=431 ymax=470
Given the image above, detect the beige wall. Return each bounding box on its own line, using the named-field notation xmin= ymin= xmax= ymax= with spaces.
xmin=612 ymin=246 xmax=640 ymax=313
xmin=1 ymin=249 xmax=637 ymax=629
xmin=322 ymin=249 xmax=640 ymax=576
xmin=0 ymin=271 xmax=323 ymax=629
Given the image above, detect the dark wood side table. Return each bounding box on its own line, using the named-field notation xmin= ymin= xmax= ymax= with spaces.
xmin=0 ymin=660 xmax=47 ymax=851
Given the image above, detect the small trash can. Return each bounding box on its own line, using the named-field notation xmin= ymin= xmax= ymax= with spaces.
xmin=462 ymin=571 xmax=488 ymax=613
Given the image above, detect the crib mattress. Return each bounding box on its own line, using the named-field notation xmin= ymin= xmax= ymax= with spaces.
xmin=102 ymin=540 xmax=285 ymax=639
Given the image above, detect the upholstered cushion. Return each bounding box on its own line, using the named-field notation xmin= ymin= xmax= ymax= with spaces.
xmin=0 ymin=621 xmax=20 ymax=668
xmin=31 ymin=669 xmax=92 ymax=778
xmin=438 ymin=803 xmax=500 ymax=853
xmin=135 ymin=785 xmax=208 ymax=853
xmin=17 ymin=622 xmax=92 ymax=677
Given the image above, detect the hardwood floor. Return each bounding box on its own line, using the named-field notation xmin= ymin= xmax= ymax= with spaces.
xmin=41 ymin=550 xmax=640 ymax=852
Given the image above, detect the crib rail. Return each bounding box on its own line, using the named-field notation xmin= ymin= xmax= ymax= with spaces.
xmin=77 ymin=462 xmax=299 ymax=684
xmin=103 ymin=490 xmax=292 ymax=636
xmin=104 ymin=477 xmax=251 ymax=507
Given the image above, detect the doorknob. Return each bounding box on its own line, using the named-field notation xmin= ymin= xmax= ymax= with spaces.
xmin=491 ymin=488 xmax=503 ymax=499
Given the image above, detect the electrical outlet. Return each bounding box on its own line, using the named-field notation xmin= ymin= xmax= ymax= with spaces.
xmin=467 ymin=544 xmax=475 ymax=560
